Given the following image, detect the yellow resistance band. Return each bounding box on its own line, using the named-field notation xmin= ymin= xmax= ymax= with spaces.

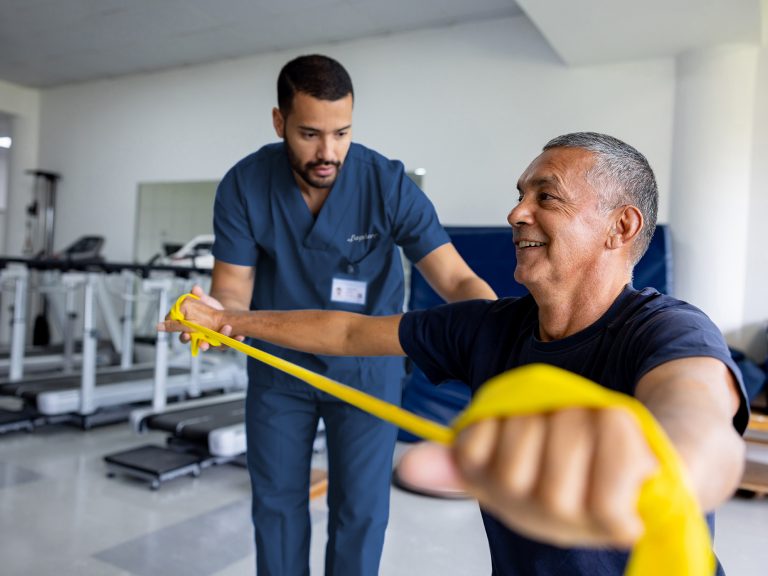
xmin=169 ymin=294 xmax=714 ymax=576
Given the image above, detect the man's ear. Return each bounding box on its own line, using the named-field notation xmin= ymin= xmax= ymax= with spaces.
xmin=607 ymin=205 xmax=643 ymax=250
xmin=272 ymin=107 xmax=285 ymax=138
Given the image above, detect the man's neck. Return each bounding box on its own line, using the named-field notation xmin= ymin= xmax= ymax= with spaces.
xmin=532 ymin=277 xmax=629 ymax=342
xmin=295 ymin=177 xmax=331 ymax=217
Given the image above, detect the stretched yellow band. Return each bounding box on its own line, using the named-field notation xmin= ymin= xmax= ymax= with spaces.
xmin=169 ymin=293 xmax=714 ymax=576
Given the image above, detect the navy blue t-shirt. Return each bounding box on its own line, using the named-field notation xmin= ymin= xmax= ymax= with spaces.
xmin=400 ymin=285 xmax=748 ymax=576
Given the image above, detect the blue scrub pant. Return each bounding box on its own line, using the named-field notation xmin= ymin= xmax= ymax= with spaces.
xmin=246 ymin=381 xmax=400 ymax=576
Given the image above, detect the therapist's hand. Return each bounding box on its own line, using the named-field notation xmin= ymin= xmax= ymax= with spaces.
xmin=158 ymin=284 xmax=243 ymax=351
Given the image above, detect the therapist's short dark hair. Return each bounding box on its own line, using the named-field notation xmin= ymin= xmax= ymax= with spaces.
xmin=277 ymin=55 xmax=354 ymax=117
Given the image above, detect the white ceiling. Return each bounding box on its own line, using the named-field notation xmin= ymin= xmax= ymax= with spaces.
xmin=517 ymin=0 xmax=763 ymax=66
xmin=0 ymin=0 xmax=763 ymax=89
xmin=0 ymin=0 xmax=523 ymax=88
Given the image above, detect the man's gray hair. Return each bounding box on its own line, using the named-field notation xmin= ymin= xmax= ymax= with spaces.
xmin=544 ymin=132 xmax=658 ymax=264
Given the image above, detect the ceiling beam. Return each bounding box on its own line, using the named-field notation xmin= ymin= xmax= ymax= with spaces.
xmin=516 ymin=0 xmax=763 ymax=65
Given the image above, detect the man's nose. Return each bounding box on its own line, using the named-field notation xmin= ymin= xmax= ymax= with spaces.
xmin=507 ymin=200 xmax=532 ymax=228
xmin=317 ymin=136 xmax=336 ymax=162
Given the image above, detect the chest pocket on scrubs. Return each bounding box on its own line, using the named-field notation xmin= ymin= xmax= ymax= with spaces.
xmin=331 ymin=234 xmax=389 ymax=309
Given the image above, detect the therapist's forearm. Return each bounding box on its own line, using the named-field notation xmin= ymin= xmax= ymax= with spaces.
xmin=415 ymin=243 xmax=497 ymax=303
xmin=442 ymin=276 xmax=496 ymax=302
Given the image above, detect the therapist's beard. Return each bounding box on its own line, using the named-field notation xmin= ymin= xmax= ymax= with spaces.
xmin=285 ymin=141 xmax=341 ymax=190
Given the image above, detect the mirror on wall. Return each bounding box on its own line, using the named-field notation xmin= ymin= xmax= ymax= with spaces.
xmin=132 ymin=180 xmax=218 ymax=338
xmin=134 ymin=180 xmax=218 ymax=264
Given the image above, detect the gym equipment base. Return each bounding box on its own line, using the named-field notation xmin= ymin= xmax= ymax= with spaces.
xmin=740 ymin=460 xmax=768 ymax=497
xmin=104 ymin=444 xmax=204 ymax=490
xmin=739 ymin=413 xmax=768 ymax=497
xmin=105 ymin=443 xmax=329 ymax=498
xmin=0 ymin=406 xmax=40 ymax=434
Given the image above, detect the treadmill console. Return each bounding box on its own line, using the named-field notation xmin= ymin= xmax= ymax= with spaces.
xmin=55 ymin=235 xmax=105 ymax=261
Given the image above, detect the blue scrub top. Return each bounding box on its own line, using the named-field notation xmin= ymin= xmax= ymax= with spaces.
xmin=212 ymin=142 xmax=450 ymax=392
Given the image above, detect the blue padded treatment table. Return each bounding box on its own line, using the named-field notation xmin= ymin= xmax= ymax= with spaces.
xmin=398 ymin=224 xmax=673 ymax=441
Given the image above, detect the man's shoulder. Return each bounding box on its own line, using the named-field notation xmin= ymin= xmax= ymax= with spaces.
xmin=230 ymin=142 xmax=284 ymax=172
xmin=414 ymin=295 xmax=532 ymax=326
xmin=488 ymin=294 xmax=534 ymax=313
xmin=614 ymin=286 xmax=720 ymax=338
xmin=219 ymin=143 xmax=285 ymax=197
xmin=622 ymin=286 xmax=709 ymax=321
xmin=346 ymin=142 xmax=405 ymax=174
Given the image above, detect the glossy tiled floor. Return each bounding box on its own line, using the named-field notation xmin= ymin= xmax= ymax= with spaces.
xmin=1 ymin=420 xmax=766 ymax=575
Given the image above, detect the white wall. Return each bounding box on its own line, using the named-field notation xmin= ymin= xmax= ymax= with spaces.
xmin=742 ymin=45 xmax=768 ymax=360
xmin=0 ymin=113 xmax=10 ymax=211
xmin=35 ymin=16 xmax=675 ymax=263
xmin=669 ymin=45 xmax=759 ymax=351
xmin=0 ymin=148 xmax=7 ymax=212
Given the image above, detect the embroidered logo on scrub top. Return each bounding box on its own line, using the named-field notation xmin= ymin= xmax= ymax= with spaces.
xmin=346 ymin=233 xmax=379 ymax=243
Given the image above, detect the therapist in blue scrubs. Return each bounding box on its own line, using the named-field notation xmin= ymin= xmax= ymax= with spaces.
xmin=198 ymin=54 xmax=496 ymax=576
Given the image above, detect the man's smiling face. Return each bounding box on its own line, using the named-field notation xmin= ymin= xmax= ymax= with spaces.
xmin=508 ymin=147 xmax=615 ymax=293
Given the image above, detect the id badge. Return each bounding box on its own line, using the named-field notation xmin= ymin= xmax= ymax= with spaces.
xmin=331 ymin=277 xmax=367 ymax=306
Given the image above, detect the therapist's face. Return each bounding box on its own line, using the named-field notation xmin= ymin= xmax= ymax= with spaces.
xmin=273 ymin=91 xmax=353 ymax=191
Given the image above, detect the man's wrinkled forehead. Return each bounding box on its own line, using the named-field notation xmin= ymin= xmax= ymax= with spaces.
xmin=516 ymin=151 xmax=565 ymax=192
xmin=516 ymin=147 xmax=594 ymax=192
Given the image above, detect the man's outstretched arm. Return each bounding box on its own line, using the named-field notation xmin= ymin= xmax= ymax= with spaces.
xmin=428 ymin=356 xmax=744 ymax=549
xmin=634 ymin=356 xmax=745 ymax=512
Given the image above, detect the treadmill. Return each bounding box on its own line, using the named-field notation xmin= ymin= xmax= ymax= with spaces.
xmin=0 ymin=241 xmax=116 ymax=433
xmin=105 ymin=282 xmax=249 ymax=489
xmin=0 ymin=237 xmax=118 ymax=378
xmin=0 ymin=266 xmax=116 ymax=379
xmin=131 ymin=393 xmax=247 ymax=458
xmin=1 ymin=264 xmax=245 ymax=430
xmin=105 ymin=392 xmax=247 ymax=489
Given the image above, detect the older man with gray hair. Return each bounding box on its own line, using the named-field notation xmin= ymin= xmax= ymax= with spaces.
xmin=161 ymin=132 xmax=748 ymax=576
